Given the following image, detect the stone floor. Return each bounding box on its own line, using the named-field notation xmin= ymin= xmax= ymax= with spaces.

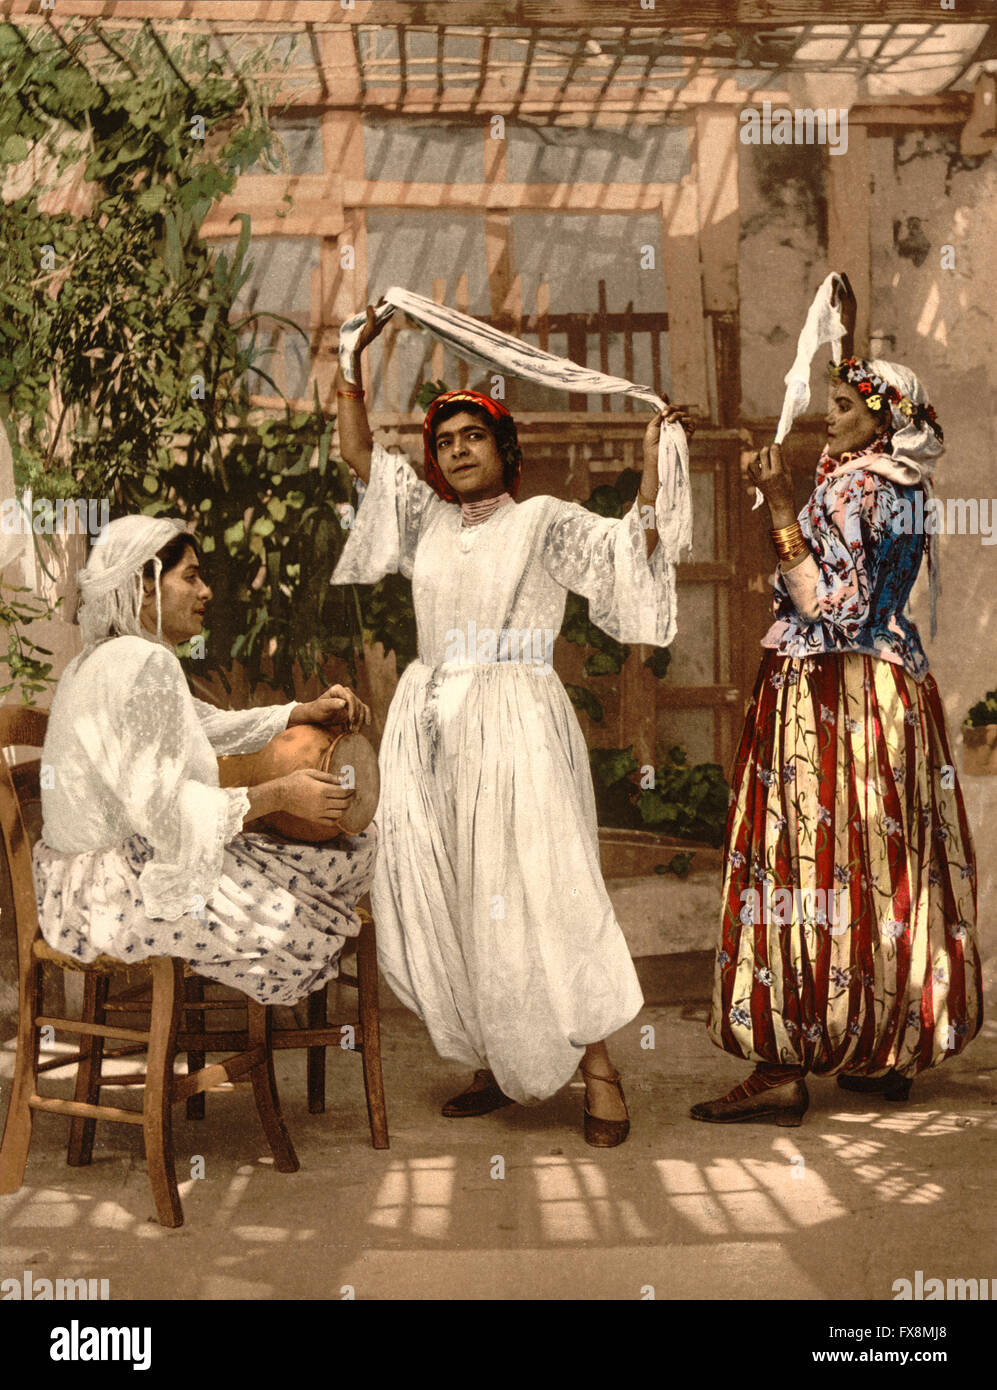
xmin=1 ymin=952 xmax=993 ymax=1302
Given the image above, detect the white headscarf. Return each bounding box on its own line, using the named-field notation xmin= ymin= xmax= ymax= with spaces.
xmin=830 ymin=358 xmax=945 ymax=637
xmin=76 ymin=514 xmax=190 ymax=649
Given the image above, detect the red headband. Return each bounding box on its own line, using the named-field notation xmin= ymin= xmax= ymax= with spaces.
xmin=422 ymin=390 xmax=522 ymax=502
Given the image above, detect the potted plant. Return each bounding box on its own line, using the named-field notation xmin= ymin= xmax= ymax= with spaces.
xmin=963 ymin=688 xmax=997 ymax=775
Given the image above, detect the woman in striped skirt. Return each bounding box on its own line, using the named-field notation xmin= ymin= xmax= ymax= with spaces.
xmin=691 ymin=288 xmax=982 ymax=1126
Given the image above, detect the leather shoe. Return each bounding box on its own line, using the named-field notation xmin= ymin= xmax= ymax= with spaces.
xmin=441 ymin=1069 xmax=515 ymax=1118
xmin=837 ymin=1071 xmax=912 ymax=1102
xmin=691 ymin=1077 xmax=809 ymax=1126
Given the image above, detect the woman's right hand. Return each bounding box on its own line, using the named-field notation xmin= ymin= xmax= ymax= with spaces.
xmin=831 ymin=272 xmax=857 ymax=349
xmin=277 ymin=768 xmax=355 ymax=827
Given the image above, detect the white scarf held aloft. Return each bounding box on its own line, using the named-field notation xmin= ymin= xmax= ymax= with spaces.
xmin=755 ymin=272 xmax=847 ymax=509
xmin=339 ymin=287 xmax=693 ymax=562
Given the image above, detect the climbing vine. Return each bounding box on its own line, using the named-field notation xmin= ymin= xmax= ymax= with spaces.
xmin=0 ymin=19 xmax=370 ymax=698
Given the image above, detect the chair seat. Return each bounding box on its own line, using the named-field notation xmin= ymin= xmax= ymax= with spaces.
xmin=32 ymin=938 xmax=195 ymax=978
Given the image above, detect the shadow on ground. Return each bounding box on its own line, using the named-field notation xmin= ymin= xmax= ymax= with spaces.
xmin=1 ymin=952 xmax=994 ymax=1300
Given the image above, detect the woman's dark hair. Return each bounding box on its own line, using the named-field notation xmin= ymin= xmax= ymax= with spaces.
xmin=143 ymin=533 xmax=201 ymax=581
xmin=431 ymin=399 xmax=521 ymax=491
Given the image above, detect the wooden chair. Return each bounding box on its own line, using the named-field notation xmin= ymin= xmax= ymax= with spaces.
xmin=0 ymin=706 xmax=299 ymax=1229
xmin=176 ymin=906 xmax=389 ymax=1150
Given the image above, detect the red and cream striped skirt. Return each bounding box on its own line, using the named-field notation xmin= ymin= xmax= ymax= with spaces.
xmin=709 ymin=650 xmax=983 ymax=1077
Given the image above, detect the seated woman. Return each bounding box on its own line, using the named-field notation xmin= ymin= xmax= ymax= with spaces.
xmin=32 ymin=514 xmax=377 ymax=1005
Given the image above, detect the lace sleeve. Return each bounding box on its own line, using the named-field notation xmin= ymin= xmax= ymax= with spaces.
xmin=331 ymin=440 xmax=442 ymax=584
xmin=110 ymin=648 xmax=250 ymax=921
xmin=191 ymin=697 xmax=296 ymax=755
xmin=542 ymin=499 xmax=678 ymax=647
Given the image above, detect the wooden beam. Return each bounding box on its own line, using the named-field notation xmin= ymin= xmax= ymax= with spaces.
xmin=659 ymin=172 xmax=710 ymax=417
xmin=343 ymin=179 xmax=687 ymax=212
xmin=826 ymin=125 xmax=870 ymax=353
xmin=696 ymin=107 xmax=740 ymax=426
xmin=7 ymin=2 xmax=993 ymax=23
xmin=276 ymin=78 xmax=795 ymax=114
xmin=320 ymin=106 xmax=365 ymax=334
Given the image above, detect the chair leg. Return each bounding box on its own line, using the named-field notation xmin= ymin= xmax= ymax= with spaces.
xmin=143 ymin=958 xmax=184 ymax=1229
xmin=356 ymin=919 xmax=390 ymax=1150
xmin=0 ymin=962 xmax=43 ymax=1194
xmin=67 ymin=973 xmax=109 ymax=1167
xmin=306 ymin=985 xmax=327 ymax=1115
xmin=184 ymin=974 xmax=206 ymax=1122
xmin=248 ymin=1003 xmax=299 ymax=1173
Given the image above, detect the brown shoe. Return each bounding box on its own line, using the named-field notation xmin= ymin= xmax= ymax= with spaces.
xmin=837 ymin=1071 xmax=913 ymax=1102
xmin=580 ymin=1064 xmax=630 ymax=1148
xmin=690 ymin=1077 xmax=809 ymax=1126
xmin=441 ymin=1069 xmax=516 ymax=1118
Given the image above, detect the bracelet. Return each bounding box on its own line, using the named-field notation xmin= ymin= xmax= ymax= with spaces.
xmin=337 ymin=388 xmax=365 ymax=400
xmin=637 ymin=486 xmax=657 ymax=508
xmin=770 ymin=522 xmax=808 ymax=563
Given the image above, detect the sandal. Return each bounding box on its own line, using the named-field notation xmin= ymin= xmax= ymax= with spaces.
xmin=580 ymin=1064 xmax=630 ymax=1148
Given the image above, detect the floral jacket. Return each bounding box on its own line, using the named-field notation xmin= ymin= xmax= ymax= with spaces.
xmin=761 ymin=444 xmax=929 ymax=679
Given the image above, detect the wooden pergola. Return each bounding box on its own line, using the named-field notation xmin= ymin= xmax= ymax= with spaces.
xmin=4 ymin=0 xmax=993 ymax=768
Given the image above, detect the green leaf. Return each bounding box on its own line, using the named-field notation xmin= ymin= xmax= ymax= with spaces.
xmin=654 ymin=852 xmax=696 ymax=878
xmin=0 ymin=134 xmax=29 ymax=164
xmin=134 ymin=185 xmax=167 ymax=214
xmin=644 ymin=646 xmax=672 ymax=679
xmin=585 ymin=484 xmax=625 ymax=519
xmin=584 ymin=650 xmax=623 ymax=678
xmin=589 ymin=746 xmax=638 ymax=788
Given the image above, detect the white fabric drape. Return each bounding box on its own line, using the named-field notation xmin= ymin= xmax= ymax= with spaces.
xmin=751 ymin=272 xmax=846 ymax=511
xmin=338 ymin=286 xmax=692 ymax=566
xmin=331 ymin=442 xmax=647 ymax=1102
xmin=774 ymin=272 xmax=847 ymax=448
xmin=40 ymin=637 xmax=255 ymax=919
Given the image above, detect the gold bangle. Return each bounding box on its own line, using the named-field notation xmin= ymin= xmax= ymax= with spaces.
xmin=337 ymin=388 xmax=365 ymax=400
xmin=770 ymin=522 xmax=808 ymax=563
xmin=637 ymin=487 xmax=657 ymax=508
xmin=775 ymin=542 xmax=809 ymax=563
xmin=777 ymin=541 xmax=808 ymax=561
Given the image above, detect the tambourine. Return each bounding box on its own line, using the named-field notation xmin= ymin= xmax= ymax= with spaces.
xmin=218 ymin=724 xmax=380 ymax=842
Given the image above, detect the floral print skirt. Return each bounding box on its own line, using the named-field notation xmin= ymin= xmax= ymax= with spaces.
xmin=33 ymin=828 xmax=377 ymax=1007
xmin=709 ymin=651 xmax=982 ymax=1077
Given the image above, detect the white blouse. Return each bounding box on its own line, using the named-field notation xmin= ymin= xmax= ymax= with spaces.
xmin=334 ymin=442 xmax=677 ymax=651
xmin=40 ymin=635 xmax=295 ymax=921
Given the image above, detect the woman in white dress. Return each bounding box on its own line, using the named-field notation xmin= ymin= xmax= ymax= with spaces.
xmin=332 ymin=308 xmax=695 ymax=1144
xmin=33 ymin=514 xmax=377 ymax=1005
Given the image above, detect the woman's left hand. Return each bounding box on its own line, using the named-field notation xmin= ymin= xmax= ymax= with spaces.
xmin=741 ymin=444 xmax=795 ymax=513
xmin=289 ymin=685 xmax=371 ymax=732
